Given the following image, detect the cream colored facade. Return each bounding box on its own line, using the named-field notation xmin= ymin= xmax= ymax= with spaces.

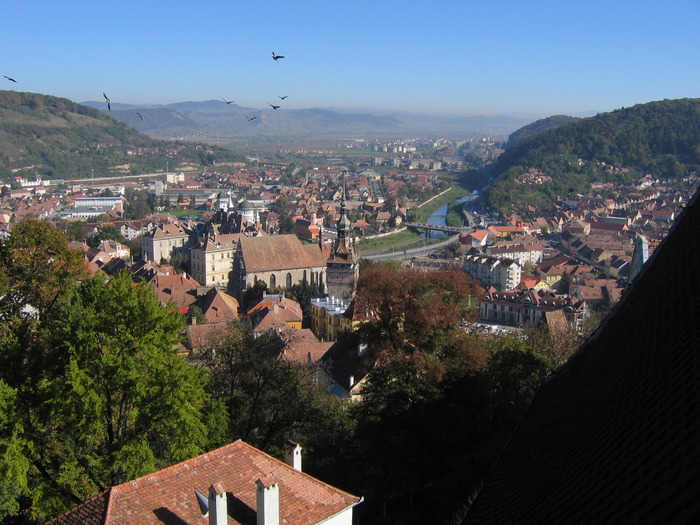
xmin=190 ymin=234 xmax=241 ymax=286
xmin=141 ymin=223 xmax=192 ymax=263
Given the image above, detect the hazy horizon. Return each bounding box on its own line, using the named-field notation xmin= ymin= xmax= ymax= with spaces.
xmin=3 ymin=0 xmax=699 ymax=118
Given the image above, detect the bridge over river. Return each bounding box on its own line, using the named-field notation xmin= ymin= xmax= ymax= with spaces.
xmin=404 ymin=222 xmax=467 ymax=234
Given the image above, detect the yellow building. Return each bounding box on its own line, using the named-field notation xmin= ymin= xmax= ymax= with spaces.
xmin=310 ymin=297 xmax=366 ymax=342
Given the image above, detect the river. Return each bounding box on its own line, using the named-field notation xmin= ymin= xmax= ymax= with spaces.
xmin=422 ymin=194 xmax=473 ymax=238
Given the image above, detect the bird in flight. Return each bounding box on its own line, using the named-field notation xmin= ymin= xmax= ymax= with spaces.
xmin=269 ymin=103 xmax=280 ymax=110
xmin=136 ymin=112 xmax=143 ymax=120
xmin=246 ymin=116 xmax=257 ymax=122
xmin=223 ymin=98 xmax=234 ymax=104
xmin=103 ymin=92 xmax=111 ymax=111
xmin=278 ymin=95 xmax=288 ymax=100
xmin=272 ymin=51 xmax=285 ymax=61
xmin=3 ymin=75 xmax=17 ymax=83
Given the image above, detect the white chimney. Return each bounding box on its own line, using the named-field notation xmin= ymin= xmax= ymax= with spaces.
xmin=256 ymin=476 xmax=280 ymax=525
xmin=284 ymin=441 xmax=303 ymax=472
xmin=208 ymin=484 xmax=227 ymax=525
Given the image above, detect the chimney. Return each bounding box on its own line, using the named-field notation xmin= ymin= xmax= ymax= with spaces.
xmin=208 ymin=484 xmax=228 ymax=525
xmin=256 ymin=476 xmax=280 ymax=525
xmin=284 ymin=441 xmax=303 ymax=472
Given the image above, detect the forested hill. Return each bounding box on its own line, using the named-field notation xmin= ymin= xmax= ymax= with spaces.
xmin=506 ymin=114 xmax=580 ymax=147
xmin=0 ymin=91 xmax=245 ymax=180
xmin=487 ymin=98 xmax=700 ymax=212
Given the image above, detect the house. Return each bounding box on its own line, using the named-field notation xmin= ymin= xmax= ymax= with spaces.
xmin=148 ymin=273 xmax=201 ymax=312
xmin=248 ymin=294 xmax=304 ymax=333
xmin=141 ymin=223 xmax=194 ymax=263
xmin=459 ymin=229 xmax=489 ymax=248
xmin=319 ymin=333 xmax=376 ymax=401
xmin=47 ymin=440 xmax=362 ymax=525
xmin=463 ymin=252 xmax=522 ymax=291
xmin=197 ymin=287 xmax=240 ymax=324
xmin=278 ymin=329 xmax=333 ymax=365
xmin=480 ymin=287 xmax=588 ymax=331
xmin=96 ymin=239 xmax=130 ymax=260
xmin=485 ymin=242 xmax=544 ymax=267
xmin=190 ymin=233 xmax=242 ymax=287
xmin=309 ymin=296 xmax=357 ymax=342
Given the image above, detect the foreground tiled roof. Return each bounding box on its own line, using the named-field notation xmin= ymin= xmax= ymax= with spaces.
xmin=464 ymin=190 xmax=700 ymax=523
xmin=239 ymin=235 xmax=327 ymax=272
xmin=48 ymin=440 xmax=360 ymax=524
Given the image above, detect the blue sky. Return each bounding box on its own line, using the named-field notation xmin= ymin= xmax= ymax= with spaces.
xmin=3 ymin=0 xmax=699 ymax=119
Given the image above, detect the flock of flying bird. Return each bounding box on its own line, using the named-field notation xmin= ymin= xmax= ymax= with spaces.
xmin=4 ymin=50 xmax=289 ymax=125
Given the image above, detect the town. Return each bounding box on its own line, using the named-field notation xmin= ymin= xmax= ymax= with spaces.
xmin=2 ymin=133 xmax=699 ymax=524
xmin=2 ymin=135 xmax=695 ymax=348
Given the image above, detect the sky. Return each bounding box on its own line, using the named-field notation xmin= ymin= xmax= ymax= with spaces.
xmin=3 ymin=0 xmax=700 ymax=119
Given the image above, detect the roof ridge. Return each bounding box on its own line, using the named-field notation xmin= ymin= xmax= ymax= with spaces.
xmin=111 ymin=439 xmax=244 ymax=496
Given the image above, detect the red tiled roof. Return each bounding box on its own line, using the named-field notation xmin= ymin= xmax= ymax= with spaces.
xmin=281 ymin=329 xmax=333 ymax=364
xmin=49 ymin=440 xmax=360 ymax=524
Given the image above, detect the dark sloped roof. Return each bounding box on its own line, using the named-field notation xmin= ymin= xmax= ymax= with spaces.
xmin=464 ymin=190 xmax=700 ymax=523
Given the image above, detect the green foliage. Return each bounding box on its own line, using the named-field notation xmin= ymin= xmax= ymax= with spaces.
xmin=187 ymin=305 xmax=207 ymax=325
xmin=205 ymin=325 xmax=332 ymax=452
xmin=289 ymin=281 xmax=324 ymax=325
xmin=279 ymin=216 xmax=296 ymax=234
xmin=0 ymin=222 xmax=209 ymax=522
xmin=86 ymin=225 xmax=126 ymax=248
xmin=52 ymin=272 xmax=208 ymax=489
xmin=487 ymin=98 xmax=700 ymax=211
xmin=0 ymin=91 xmax=245 ymax=181
xmin=507 ymin=114 xmax=580 ymax=147
xmin=241 ymin=280 xmax=268 ymax=311
xmin=123 ymin=189 xmax=153 ymax=219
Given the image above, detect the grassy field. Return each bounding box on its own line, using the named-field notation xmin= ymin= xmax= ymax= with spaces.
xmin=356 ymin=229 xmax=445 ymax=255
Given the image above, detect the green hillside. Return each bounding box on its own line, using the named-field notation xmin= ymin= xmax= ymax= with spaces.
xmin=506 ymin=114 xmax=580 ymax=147
xmin=487 ymin=98 xmax=700 ymax=212
xmin=0 ymin=91 xmax=245 ymax=181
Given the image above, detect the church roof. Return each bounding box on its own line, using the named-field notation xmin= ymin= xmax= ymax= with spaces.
xmin=464 ymin=189 xmax=700 ymax=523
xmin=238 ymin=235 xmax=327 ymax=272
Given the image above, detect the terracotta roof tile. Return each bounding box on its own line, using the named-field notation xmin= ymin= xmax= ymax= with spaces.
xmin=49 ymin=440 xmax=360 ymax=524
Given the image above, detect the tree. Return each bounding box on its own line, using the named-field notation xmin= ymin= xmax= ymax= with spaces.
xmin=354 ymin=263 xmax=483 ymax=350
xmin=289 ymin=282 xmax=324 ymax=326
xmin=0 ymin=260 xmax=209 ymax=521
xmin=279 ymin=216 xmax=296 ymax=234
xmin=559 ymin=271 xmax=575 ymax=294
xmin=205 ymin=324 xmax=330 ymax=452
xmin=86 ymin=225 xmax=127 ymax=248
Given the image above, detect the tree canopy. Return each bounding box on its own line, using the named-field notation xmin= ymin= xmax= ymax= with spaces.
xmin=487 ymin=98 xmax=700 ymax=211
xmin=0 ymin=222 xmax=209 ymax=521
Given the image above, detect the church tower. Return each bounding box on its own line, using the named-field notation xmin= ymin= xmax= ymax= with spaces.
xmin=326 ymin=185 xmax=359 ymax=300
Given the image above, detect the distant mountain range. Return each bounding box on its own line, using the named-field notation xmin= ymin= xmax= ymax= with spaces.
xmin=79 ymin=99 xmax=534 ymax=138
xmin=0 ymin=91 xmax=245 ymax=180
